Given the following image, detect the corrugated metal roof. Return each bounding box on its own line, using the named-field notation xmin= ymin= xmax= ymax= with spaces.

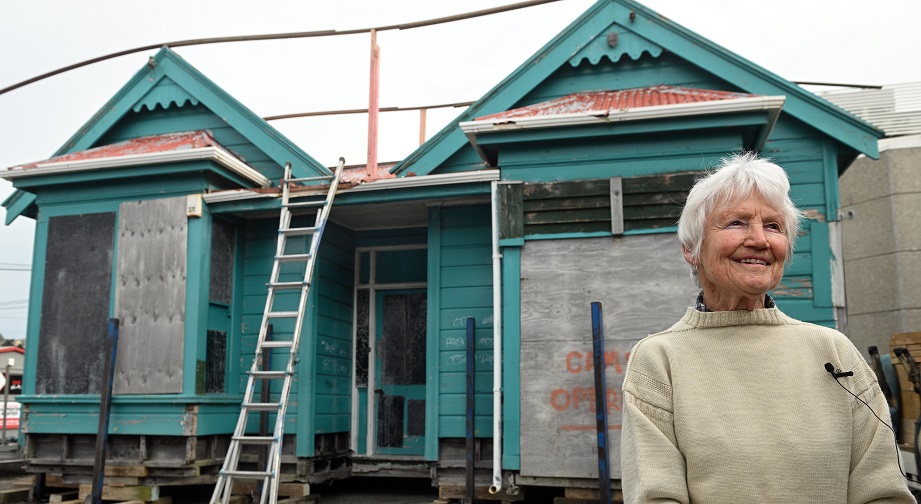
xmin=475 ymin=86 xmax=757 ymax=122
xmin=819 ymin=82 xmax=921 ymax=137
xmin=13 ymin=130 xmax=220 ymax=170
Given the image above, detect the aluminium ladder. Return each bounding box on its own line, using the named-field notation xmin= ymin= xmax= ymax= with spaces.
xmin=210 ymin=158 xmax=346 ymax=504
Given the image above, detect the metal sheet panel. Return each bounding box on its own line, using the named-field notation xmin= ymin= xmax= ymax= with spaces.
xmin=36 ymin=212 xmax=116 ymax=395
xmin=519 ymin=234 xmax=697 ymax=478
xmin=114 ymin=197 xmax=187 ymax=394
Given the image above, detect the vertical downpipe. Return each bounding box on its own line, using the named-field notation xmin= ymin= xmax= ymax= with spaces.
xmin=489 ymin=181 xmax=504 ymax=494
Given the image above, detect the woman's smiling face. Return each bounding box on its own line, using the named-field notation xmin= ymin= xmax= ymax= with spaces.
xmin=685 ymin=191 xmax=789 ymax=311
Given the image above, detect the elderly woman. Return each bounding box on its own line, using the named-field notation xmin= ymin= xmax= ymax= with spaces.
xmin=620 ymin=153 xmax=913 ymax=503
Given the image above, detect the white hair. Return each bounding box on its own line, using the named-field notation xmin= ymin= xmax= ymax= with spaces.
xmin=677 ymin=152 xmax=805 ymax=272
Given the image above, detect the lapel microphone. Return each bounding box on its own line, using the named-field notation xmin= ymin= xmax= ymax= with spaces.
xmin=824 ymin=361 xmax=914 ymax=482
xmin=825 ymin=362 xmax=854 ymax=379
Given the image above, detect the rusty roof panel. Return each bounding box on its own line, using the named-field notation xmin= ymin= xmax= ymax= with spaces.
xmin=476 ymin=86 xmax=757 ymax=122
xmin=13 ymin=131 xmax=220 ymax=170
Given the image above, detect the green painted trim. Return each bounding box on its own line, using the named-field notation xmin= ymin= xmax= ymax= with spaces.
xmin=208 ymin=183 xmax=493 ymax=216
xmin=24 ymin=403 xmax=240 ymax=436
xmin=424 ymin=206 xmax=442 ymax=461
xmin=22 ymin=216 xmax=48 ymax=396
xmin=11 ymin=160 xmax=253 ymax=191
xmin=297 ymin=269 xmax=321 ymax=457
xmin=625 ymin=226 xmax=679 ymax=235
xmin=498 ymin=237 xmax=525 ymax=247
xmin=501 ymin=246 xmax=522 ymax=470
xmin=336 ymin=184 xmax=492 ymax=206
xmin=810 ymin=220 xmax=833 ymax=308
xmin=19 ymin=394 xmax=244 ymax=404
xmin=822 ymin=140 xmax=839 ymax=222
xmin=525 ymin=231 xmax=612 ymax=241
xmin=227 ymin=218 xmax=246 ymax=397
xmin=2 ymin=190 xmax=36 ymax=225
xmin=55 ymin=48 xmax=329 ymax=179
xmin=523 ymin=227 xmax=678 ymax=241
xmin=184 ymin=211 xmax=211 ymax=395
xmin=473 ymin=112 xmax=768 ymax=147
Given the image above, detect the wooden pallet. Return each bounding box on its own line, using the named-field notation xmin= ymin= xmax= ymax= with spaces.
xmin=77 ymin=484 xmax=168 ymax=504
xmin=890 ymin=332 xmax=921 ymax=445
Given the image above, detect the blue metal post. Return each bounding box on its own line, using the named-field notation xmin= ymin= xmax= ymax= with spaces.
xmin=591 ymin=302 xmax=612 ymax=504
xmin=90 ymin=318 xmax=119 ymax=504
xmin=466 ymin=317 xmax=476 ymax=504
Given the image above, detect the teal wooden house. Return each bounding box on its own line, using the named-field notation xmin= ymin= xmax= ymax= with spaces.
xmin=2 ymin=0 xmax=879 ymax=498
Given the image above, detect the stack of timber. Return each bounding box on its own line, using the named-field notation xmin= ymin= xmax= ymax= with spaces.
xmin=890 ymin=332 xmax=921 ymax=445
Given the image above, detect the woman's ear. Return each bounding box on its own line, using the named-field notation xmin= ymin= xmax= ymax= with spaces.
xmin=682 ymin=244 xmax=695 ymax=266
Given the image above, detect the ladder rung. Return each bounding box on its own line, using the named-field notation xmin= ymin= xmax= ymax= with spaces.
xmin=220 ymin=469 xmax=275 ymax=479
xmin=267 ymin=281 xmax=307 ymax=290
xmin=287 ymin=175 xmax=332 ymax=183
xmin=249 ymin=370 xmax=290 ymax=378
xmin=232 ymin=435 xmax=276 ymax=445
xmin=281 ymin=227 xmax=318 ymax=237
xmin=276 ymin=253 xmax=312 ymax=263
xmin=243 ymin=402 xmax=283 ymax=411
xmin=261 ymin=341 xmax=294 ymax=349
xmin=267 ymin=311 xmax=299 ymax=319
xmin=284 ymin=200 xmax=326 ymax=209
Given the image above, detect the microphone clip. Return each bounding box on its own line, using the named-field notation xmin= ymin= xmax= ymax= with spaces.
xmin=825 ymin=362 xmax=854 ymax=379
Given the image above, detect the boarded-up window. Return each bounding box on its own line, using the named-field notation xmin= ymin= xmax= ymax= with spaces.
xmin=36 ymin=212 xmax=116 ymax=395
xmin=502 ymin=172 xmax=696 ymax=238
xmin=355 ymin=289 xmax=370 ymax=387
xmin=380 ymin=292 xmax=426 ymax=386
xmin=206 ymin=329 xmax=227 ymax=393
xmin=518 ymin=234 xmax=698 ymax=479
xmin=114 ymin=197 xmax=187 ymax=395
xmin=210 ymin=218 xmax=235 ymax=304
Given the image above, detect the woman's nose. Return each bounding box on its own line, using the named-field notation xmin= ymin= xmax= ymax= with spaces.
xmin=745 ymin=224 xmax=769 ymax=248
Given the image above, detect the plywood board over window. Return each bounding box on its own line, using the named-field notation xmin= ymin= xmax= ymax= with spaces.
xmin=114 ymin=197 xmax=187 ymax=395
xmin=518 ymin=234 xmax=697 ymax=478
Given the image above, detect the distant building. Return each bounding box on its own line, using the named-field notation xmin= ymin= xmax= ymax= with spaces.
xmin=822 ymin=82 xmax=921 ymax=357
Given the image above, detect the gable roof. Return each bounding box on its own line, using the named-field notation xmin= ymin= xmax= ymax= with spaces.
xmin=4 ymin=131 xmax=271 ymax=187
xmin=393 ymin=0 xmax=881 ymax=176
xmin=460 ymin=86 xmax=785 ymax=165
xmin=55 ymin=47 xmax=329 ymax=178
xmin=3 ymin=47 xmax=329 ymax=223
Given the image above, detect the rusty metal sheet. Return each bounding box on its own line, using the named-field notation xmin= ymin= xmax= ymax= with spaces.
xmin=476 ymin=86 xmax=755 ymax=122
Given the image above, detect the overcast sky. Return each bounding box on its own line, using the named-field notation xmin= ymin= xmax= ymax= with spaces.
xmin=2 ymin=0 xmax=920 ymax=341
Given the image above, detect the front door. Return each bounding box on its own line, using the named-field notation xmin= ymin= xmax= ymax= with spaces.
xmin=374 ymin=289 xmax=426 ymax=455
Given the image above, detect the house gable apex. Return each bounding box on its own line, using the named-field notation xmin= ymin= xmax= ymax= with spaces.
xmin=55 ymin=47 xmax=329 ymax=179
xmin=393 ymin=0 xmax=880 ymax=177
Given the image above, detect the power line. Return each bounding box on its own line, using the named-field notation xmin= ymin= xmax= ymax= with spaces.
xmin=263 ymin=101 xmax=475 ymax=122
xmin=0 ymin=0 xmax=563 ymax=97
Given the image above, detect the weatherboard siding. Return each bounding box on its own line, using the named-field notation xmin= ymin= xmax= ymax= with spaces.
xmin=435 ymin=205 xmax=495 ymax=438
xmin=310 ymin=224 xmax=356 ymax=440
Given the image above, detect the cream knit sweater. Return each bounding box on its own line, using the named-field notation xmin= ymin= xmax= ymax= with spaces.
xmin=621 ymin=307 xmax=915 ymax=504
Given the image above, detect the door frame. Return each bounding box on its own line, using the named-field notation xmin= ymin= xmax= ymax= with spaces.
xmin=351 ymin=245 xmax=427 ymax=457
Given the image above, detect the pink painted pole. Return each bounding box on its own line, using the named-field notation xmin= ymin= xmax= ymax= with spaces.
xmin=367 ymin=29 xmax=380 ymax=180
